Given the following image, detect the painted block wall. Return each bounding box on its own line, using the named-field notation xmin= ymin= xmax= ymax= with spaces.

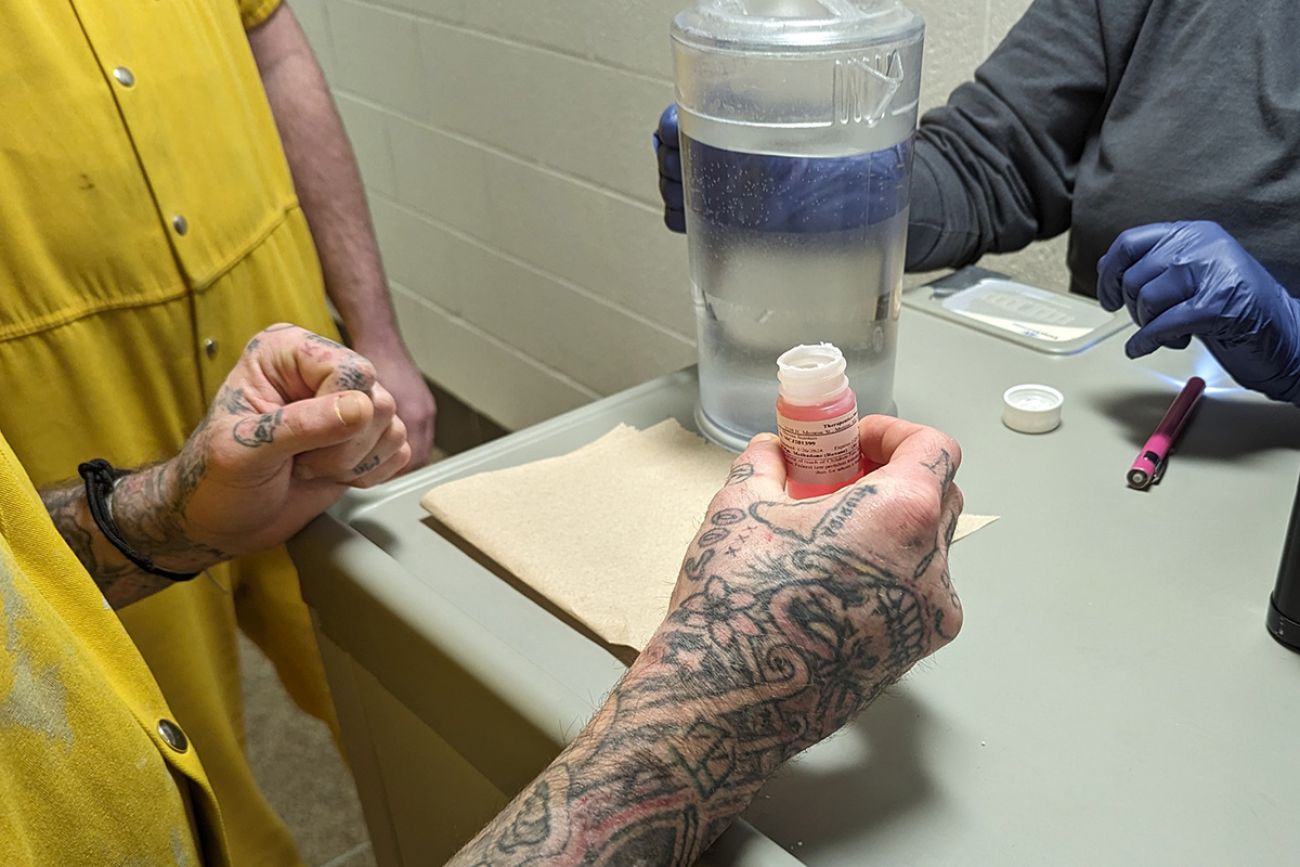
xmin=290 ymin=0 xmax=1069 ymax=429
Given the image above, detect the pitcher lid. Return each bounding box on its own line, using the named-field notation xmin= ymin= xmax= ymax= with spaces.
xmin=672 ymin=0 xmax=922 ymax=52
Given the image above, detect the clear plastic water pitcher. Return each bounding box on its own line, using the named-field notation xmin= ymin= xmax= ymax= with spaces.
xmin=672 ymin=0 xmax=924 ymax=450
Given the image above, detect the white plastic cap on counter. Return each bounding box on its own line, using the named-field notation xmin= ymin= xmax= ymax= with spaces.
xmin=1002 ymin=384 xmax=1064 ymax=434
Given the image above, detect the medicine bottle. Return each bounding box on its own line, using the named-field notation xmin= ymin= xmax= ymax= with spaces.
xmin=776 ymin=343 xmax=865 ymax=500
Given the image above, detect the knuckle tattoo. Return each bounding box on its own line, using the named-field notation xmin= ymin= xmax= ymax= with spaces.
xmin=353 ymin=455 xmax=382 ymax=476
xmin=231 ymin=410 xmax=282 ymax=448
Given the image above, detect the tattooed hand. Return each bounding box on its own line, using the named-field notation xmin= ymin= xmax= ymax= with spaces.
xmin=351 ymin=336 xmax=438 ymax=472
xmin=451 ymin=416 xmax=963 ymax=866
xmin=42 ymin=324 xmax=409 ymax=605
xmin=655 ymin=418 xmax=964 ymax=738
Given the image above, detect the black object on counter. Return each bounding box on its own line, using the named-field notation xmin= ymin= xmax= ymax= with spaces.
xmin=1267 ymin=475 xmax=1300 ymax=652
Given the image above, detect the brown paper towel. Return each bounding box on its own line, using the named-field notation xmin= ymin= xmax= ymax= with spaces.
xmin=421 ymin=420 xmax=997 ymax=652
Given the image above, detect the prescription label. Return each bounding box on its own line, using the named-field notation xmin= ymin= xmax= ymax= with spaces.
xmin=778 ymin=409 xmax=862 ymax=486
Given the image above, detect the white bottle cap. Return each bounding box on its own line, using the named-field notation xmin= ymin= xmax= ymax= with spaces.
xmin=777 ymin=343 xmax=850 ymax=405
xmin=1002 ymin=384 xmax=1064 ymax=434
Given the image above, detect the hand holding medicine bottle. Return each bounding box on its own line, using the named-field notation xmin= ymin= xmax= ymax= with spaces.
xmin=452 ymin=417 xmax=964 ymax=866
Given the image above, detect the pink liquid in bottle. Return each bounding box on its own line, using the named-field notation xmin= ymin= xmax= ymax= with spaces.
xmin=775 ymin=343 xmax=866 ymax=500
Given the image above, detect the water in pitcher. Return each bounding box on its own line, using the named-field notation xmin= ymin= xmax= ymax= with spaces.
xmin=683 ymin=133 xmax=911 ymax=446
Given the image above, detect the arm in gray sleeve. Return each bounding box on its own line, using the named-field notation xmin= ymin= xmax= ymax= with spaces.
xmin=906 ymin=0 xmax=1132 ymax=271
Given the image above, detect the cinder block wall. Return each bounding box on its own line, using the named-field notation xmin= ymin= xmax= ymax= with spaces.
xmin=290 ymin=0 xmax=1069 ymax=430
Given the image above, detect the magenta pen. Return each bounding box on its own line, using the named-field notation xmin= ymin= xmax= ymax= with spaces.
xmin=1127 ymin=376 xmax=1206 ymax=489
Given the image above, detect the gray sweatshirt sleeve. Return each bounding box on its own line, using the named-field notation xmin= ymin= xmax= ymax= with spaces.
xmin=905 ymin=0 xmax=1129 ymax=271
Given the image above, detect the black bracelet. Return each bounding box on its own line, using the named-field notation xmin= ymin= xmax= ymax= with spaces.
xmin=77 ymin=459 xmax=200 ymax=582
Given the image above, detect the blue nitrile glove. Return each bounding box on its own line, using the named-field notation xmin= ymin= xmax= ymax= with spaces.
xmin=652 ymin=103 xmax=912 ymax=235
xmin=1097 ymin=221 xmax=1300 ymax=405
xmin=653 ymin=104 xmax=686 ymax=232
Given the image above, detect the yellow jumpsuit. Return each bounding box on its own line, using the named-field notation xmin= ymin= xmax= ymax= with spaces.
xmin=0 ymin=2 xmax=339 ymax=863
xmin=0 ymin=431 xmax=231 ymax=865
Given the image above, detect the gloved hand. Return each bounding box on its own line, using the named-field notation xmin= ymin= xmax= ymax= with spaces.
xmin=653 ymin=103 xmax=911 ymax=235
xmin=1097 ymin=221 xmax=1300 ymax=405
xmin=654 ymin=104 xmax=687 ymax=232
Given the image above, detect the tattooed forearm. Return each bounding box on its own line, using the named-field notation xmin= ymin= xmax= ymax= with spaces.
xmin=40 ymin=481 xmax=173 ymax=608
xmin=112 ymin=463 xmax=227 ymax=569
xmin=39 ymin=411 xmax=228 ymax=608
xmin=452 ymin=485 xmax=945 ymax=866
